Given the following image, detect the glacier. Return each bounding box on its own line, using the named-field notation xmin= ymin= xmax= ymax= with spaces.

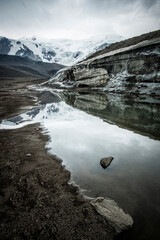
xmin=0 ymin=34 xmax=123 ymax=66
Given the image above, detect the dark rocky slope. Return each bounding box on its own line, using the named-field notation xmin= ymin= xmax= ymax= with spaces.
xmin=0 ymin=54 xmax=64 ymax=79
xmin=86 ymin=29 xmax=160 ymax=60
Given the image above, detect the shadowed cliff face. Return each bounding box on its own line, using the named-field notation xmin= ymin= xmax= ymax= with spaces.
xmin=48 ymin=37 xmax=160 ymax=98
xmin=51 ymin=66 xmax=110 ymax=88
xmin=63 ymin=91 xmax=160 ymax=140
xmin=88 ymin=43 xmax=160 ymax=96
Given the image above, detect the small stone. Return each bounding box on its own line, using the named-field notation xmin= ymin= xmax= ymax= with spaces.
xmin=100 ymin=156 xmax=113 ymax=169
xmin=93 ymin=197 xmax=104 ymax=203
xmin=26 ymin=153 xmax=31 ymax=157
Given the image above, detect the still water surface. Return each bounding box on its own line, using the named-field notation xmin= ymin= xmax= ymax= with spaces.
xmin=45 ymin=101 xmax=160 ymax=240
xmin=1 ymin=92 xmax=160 ymax=240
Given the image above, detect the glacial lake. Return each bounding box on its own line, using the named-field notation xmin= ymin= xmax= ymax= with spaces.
xmin=1 ymin=91 xmax=160 ymax=240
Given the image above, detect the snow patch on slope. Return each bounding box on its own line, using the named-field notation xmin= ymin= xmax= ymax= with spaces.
xmin=3 ymin=34 xmax=123 ymax=66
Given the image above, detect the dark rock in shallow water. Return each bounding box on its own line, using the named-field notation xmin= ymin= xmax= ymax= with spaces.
xmin=91 ymin=197 xmax=134 ymax=234
xmin=100 ymin=156 xmax=113 ymax=169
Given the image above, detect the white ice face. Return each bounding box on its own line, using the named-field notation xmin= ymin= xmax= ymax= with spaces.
xmin=6 ymin=34 xmax=123 ymax=66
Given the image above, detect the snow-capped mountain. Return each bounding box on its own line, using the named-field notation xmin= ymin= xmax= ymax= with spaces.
xmin=0 ymin=35 xmax=123 ymax=66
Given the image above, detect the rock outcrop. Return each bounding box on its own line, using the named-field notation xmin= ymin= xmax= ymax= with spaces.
xmin=16 ymin=44 xmax=41 ymax=61
xmin=86 ymin=38 xmax=160 ymax=96
xmin=71 ymin=66 xmax=109 ymax=87
xmin=49 ymin=66 xmax=109 ymax=88
xmin=48 ymin=34 xmax=160 ymax=98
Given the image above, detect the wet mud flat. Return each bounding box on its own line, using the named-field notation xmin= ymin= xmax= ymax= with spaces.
xmin=0 ymin=78 xmax=117 ymax=240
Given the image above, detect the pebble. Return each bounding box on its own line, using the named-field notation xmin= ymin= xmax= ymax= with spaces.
xmin=26 ymin=153 xmax=32 ymax=157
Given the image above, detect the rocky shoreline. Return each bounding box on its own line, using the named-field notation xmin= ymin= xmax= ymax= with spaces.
xmin=0 ymin=78 xmax=133 ymax=239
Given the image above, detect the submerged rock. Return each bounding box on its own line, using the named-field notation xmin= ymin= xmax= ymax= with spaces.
xmin=91 ymin=197 xmax=134 ymax=234
xmin=100 ymin=156 xmax=113 ymax=169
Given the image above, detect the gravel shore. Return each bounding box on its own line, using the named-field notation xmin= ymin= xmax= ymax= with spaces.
xmin=0 ymin=78 xmax=117 ymax=240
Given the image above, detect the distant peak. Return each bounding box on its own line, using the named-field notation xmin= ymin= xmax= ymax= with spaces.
xmin=32 ymin=36 xmax=37 ymax=41
xmin=18 ymin=36 xmax=37 ymax=41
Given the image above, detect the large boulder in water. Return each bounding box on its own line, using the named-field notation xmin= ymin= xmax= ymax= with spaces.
xmin=91 ymin=197 xmax=134 ymax=234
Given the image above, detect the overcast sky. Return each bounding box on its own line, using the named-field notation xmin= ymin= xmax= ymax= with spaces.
xmin=0 ymin=0 xmax=160 ymax=40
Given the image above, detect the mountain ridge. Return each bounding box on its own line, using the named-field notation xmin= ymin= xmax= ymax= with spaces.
xmin=85 ymin=29 xmax=160 ymax=60
xmin=47 ymin=30 xmax=160 ymax=98
xmin=0 ymin=54 xmax=64 ymax=79
xmin=0 ymin=34 xmax=123 ymax=66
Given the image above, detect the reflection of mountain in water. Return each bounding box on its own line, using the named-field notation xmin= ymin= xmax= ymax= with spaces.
xmin=63 ymin=92 xmax=160 ymax=140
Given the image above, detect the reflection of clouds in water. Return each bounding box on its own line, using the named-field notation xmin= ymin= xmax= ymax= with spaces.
xmin=1 ymin=100 xmax=160 ymax=196
xmin=1 ymin=101 xmax=159 ymax=174
xmin=38 ymin=102 xmax=160 ymax=176
xmin=1 ymin=98 xmax=160 ymax=239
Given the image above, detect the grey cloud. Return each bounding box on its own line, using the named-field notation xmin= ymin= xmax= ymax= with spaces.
xmin=0 ymin=0 xmax=159 ymax=39
xmin=84 ymin=0 xmax=159 ymax=15
xmin=141 ymin=0 xmax=158 ymax=9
